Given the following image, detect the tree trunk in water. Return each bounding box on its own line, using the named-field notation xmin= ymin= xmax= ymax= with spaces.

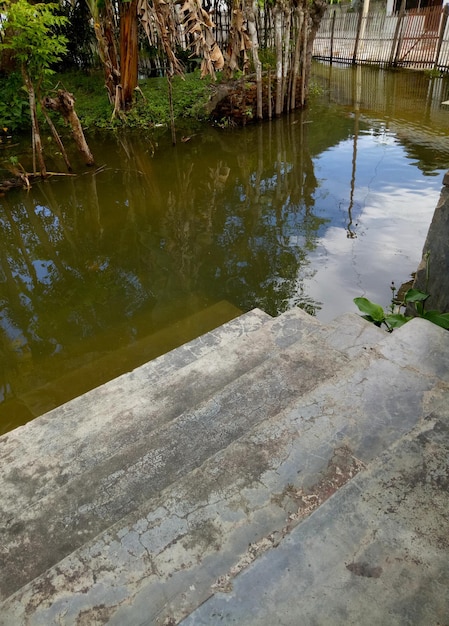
xmin=120 ymin=0 xmax=139 ymax=110
xmin=22 ymin=68 xmax=46 ymax=177
xmin=245 ymin=0 xmax=263 ymax=120
xmin=274 ymin=5 xmax=283 ymax=116
xmin=300 ymin=19 xmax=308 ymax=107
xmin=268 ymin=68 xmax=272 ymax=119
xmin=282 ymin=6 xmax=292 ymax=108
xmin=303 ymin=0 xmax=327 ymax=104
xmin=290 ymin=8 xmax=304 ymax=111
xmin=43 ymin=90 xmax=95 ymax=166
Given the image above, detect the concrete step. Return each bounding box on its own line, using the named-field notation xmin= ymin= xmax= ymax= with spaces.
xmin=0 ymin=308 xmax=351 ymax=603
xmin=307 ymin=311 xmax=386 ymax=357
xmin=0 ymin=306 xmax=350 ymax=527
xmin=181 ymin=410 xmax=449 ymax=626
xmin=1 ymin=317 xmax=448 ymax=625
xmin=0 ymin=307 xmax=269 ymax=510
xmin=9 ymin=299 xmax=246 ymax=422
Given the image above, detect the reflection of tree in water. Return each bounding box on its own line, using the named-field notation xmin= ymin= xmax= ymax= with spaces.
xmin=0 ymin=122 xmax=326 ymax=430
xmin=161 ymin=161 xmax=230 ymax=292
xmin=208 ymin=118 xmax=327 ymax=316
xmin=0 ymin=178 xmax=153 ymax=415
xmin=155 ymin=118 xmax=326 ymax=317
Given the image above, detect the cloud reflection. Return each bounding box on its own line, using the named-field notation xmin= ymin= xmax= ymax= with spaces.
xmin=302 ymin=170 xmax=442 ymax=322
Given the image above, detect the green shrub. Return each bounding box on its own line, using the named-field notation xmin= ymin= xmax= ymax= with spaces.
xmin=0 ymin=73 xmax=30 ymax=132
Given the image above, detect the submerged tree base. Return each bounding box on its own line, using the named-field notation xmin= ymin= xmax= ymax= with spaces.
xmin=206 ymin=72 xmax=310 ymax=126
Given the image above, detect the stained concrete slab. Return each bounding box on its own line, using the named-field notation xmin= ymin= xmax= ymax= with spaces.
xmin=0 ymin=312 xmax=448 ymax=626
xmin=0 ymin=316 xmax=351 ymax=602
xmin=182 ymin=413 xmax=449 ymax=626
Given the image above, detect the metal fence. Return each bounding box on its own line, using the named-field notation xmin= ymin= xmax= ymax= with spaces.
xmin=313 ymin=6 xmax=449 ymax=72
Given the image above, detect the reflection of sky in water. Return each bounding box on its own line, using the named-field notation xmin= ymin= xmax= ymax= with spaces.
xmin=300 ymin=130 xmax=444 ymax=321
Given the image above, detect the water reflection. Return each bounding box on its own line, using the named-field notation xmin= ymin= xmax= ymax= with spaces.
xmin=1 ymin=63 xmax=449 ymax=433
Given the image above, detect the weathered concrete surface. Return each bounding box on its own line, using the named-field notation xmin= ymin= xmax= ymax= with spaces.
xmin=183 ymin=413 xmax=449 ymax=626
xmin=0 ymin=310 xmax=448 ymax=626
xmin=0 ymin=307 xmax=350 ymax=600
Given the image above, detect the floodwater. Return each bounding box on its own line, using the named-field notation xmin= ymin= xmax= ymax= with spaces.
xmin=1 ymin=62 xmax=449 ymax=434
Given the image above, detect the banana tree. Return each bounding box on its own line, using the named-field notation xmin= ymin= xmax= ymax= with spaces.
xmin=86 ymin=0 xmax=122 ymax=110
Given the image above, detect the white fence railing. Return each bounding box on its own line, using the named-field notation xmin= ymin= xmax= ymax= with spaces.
xmin=313 ymin=6 xmax=449 ymax=71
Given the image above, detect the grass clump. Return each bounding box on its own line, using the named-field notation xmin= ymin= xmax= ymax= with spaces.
xmin=57 ymin=69 xmax=213 ymax=130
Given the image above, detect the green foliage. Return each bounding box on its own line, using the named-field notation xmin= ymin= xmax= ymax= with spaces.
xmin=258 ymin=48 xmax=276 ymax=69
xmin=353 ymin=297 xmax=386 ymax=324
xmin=0 ymin=0 xmax=68 ymax=83
xmin=47 ymin=70 xmax=213 ymax=131
xmin=0 ymin=73 xmax=29 ymax=131
xmin=54 ymin=71 xmax=111 ymax=129
xmin=354 ymin=288 xmax=449 ymax=332
xmin=308 ymin=80 xmax=324 ymax=98
xmin=424 ymin=68 xmax=442 ymax=79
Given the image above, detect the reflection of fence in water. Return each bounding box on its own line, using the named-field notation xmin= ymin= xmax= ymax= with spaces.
xmin=314 ymin=6 xmax=449 ymax=71
xmin=312 ymin=62 xmax=449 ymax=149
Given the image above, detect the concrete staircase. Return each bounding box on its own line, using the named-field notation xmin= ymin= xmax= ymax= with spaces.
xmin=0 ymin=307 xmax=448 ymax=625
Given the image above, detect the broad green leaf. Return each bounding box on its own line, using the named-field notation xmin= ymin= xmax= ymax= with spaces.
xmin=404 ymin=288 xmax=429 ymax=303
xmin=353 ymin=297 xmax=385 ymax=322
xmin=384 ymin=313 xmax=411 ymax=329
xmin=422 ymin=311 xmax=449 ymax=330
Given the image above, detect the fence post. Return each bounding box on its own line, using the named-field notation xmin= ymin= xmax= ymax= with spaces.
xmin=330 ymin=10 xmax=336 ymax=65
xmin=434 ymin=5 xmax=449 ymax=70
xmin=352 ymin=9 xmax=364 ymax=65
xmin=389 ymin=0 xmax=406 ymax=67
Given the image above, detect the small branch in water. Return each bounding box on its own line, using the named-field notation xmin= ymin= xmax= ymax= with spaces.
xmin=0 ymin=170 xmax=79 ymax=195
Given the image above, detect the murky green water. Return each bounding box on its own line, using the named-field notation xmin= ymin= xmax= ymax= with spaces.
xmin=1 ymin=62 xmax=449 ymax=434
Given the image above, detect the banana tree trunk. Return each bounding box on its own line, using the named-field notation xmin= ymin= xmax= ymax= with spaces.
xmin=120 ymin=0 xmax=139 ymax=110
xmin=92 ymin=1 xmax=121 ymax=107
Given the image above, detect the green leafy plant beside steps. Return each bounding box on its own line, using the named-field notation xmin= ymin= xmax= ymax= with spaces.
xmin=354 ymin=287 xmax=449 ymax=332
